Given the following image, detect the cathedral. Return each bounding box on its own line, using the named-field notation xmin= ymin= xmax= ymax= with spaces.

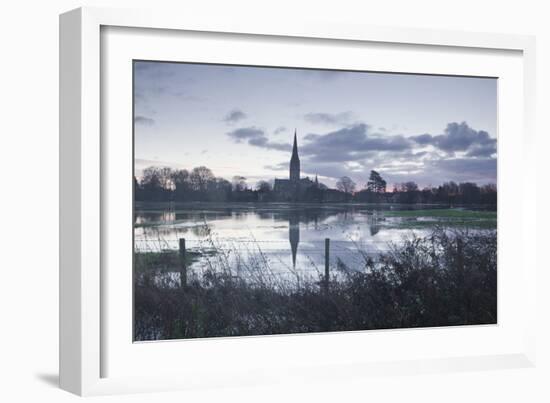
xmin=273 ymin=130 xmax=318 ymax=201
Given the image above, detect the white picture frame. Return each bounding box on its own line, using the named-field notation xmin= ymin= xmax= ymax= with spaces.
xmin=59 ymin=6 xmax=537 ymax=396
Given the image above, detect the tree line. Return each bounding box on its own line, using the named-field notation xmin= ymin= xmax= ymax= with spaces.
xmin=135 ymin=166 xmax=496 ymax=205
xmin=135 ymin=166 xmax=271 ymax=203
xmin=330 ymin=170 xmax=496 ymax=205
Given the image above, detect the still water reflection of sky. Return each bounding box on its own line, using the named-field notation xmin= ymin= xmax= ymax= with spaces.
xmin=134 ymin=203 xmax=436 ymax=280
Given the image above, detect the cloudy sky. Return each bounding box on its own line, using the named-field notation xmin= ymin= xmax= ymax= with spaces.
xmin=134 ymin=61 xmax=497 ymax=189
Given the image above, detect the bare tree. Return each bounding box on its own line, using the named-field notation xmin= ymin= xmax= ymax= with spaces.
xmin=140 ymin=166 xmax=169 ymax=201
xmin=141 ymin=166 xmax=165 ymax=190
xmin=158 ymin=167 xmax=174 ymax=190
xmin=336 ymin=176 xmax=356 ymax=194
xmin=190 ymin=166 xmax=215 ymax=192
xmin=171 ymin=169 xmax=190 ymax=200
xmin=400 ymin=181 xmax=419 ymax=192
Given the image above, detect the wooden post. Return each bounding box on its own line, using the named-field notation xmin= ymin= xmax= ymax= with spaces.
xmin=324 ymin=238 xmax=330 ymax=292
xmin=179 ymin=238 xmax=187 ymax=288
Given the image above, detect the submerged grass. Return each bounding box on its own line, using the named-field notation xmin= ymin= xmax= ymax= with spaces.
xmin=134 ymin=249 xmax=218 ymax=274
xmin=134 ymin=227 xmax=497 ymax=341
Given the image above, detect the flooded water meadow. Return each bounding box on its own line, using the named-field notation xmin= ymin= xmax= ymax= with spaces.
xmin=134 ymin=202 xmax=496 ymax=285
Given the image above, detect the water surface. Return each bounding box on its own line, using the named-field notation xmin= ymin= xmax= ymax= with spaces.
xmin=134 ymin=202 xmax=495 ymax=283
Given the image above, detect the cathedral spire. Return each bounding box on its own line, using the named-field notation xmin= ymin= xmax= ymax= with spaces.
xmin=291 ymin=129 xmax=298 ymax=158
xmin=290 ymin=129 xmax=300 ymax=183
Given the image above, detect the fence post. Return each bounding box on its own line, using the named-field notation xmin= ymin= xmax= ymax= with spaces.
xmin=179 ymin=238 xmax=187 ymax=288
xmin=324 ymin=238 xmax=330 ymax=292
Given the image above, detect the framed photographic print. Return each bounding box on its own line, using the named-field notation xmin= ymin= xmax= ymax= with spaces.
xmin=132 ymin=61 xmax=499 ymax=341
xmin=60 ymin=7 xmax=537 ymax=396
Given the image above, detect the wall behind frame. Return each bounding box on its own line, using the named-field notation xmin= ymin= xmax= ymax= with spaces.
xmin=0 ymin=0 xmax=548 ymax=402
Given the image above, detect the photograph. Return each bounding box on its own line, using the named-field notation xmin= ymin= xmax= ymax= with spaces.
xmin=132 ymin=61 xmax=497 ymax=341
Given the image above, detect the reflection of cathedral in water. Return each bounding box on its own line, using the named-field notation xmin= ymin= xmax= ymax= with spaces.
xmin=285 ymin=208 xmax=383 ymax=268
xmin=135 ymin=204 xmax=386 ymax=269
xmin=288 ymin=212 xmax=300 ymax=268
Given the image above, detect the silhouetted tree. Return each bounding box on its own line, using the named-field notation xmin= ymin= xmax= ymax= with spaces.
xmin=158 ymin=167 xmax=174 ymax=190
xmin=141 ymin=166 xmax=170 ymax=201
xmin=480 ymin=183 xmax=497 ymax=205
xmin=421 ymin=186 xmax=435 ymax=204
xmin=336 ymin=176 xmax=356 ymax=194
xmin=459 ymin=182 xmax=481 ymax=204
xmin=431 ymin=181 xmax=458 ymax=205
xmin=171 ymin=169 xmax=190 ymax=201
xmin=400 ymin=181 xmax=418 ymax=192
xmin=366 ymin=170 xmax=387 ymax=193
xmin=190 ymin=166 xmax=215 ymax=193
xmin=256 ymin=180 xmax=272 ymax=193
xmin=207 ymin=178 xmax=233 ymax=201
xmin=336 ymin=176 xmax=356 ymax=202
xmin=395 ymin=181 xmax=419 ymax=204
xmin=135 ymin=165 xmax=496 ymax=206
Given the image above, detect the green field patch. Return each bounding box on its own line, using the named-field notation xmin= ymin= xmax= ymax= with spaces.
xmin=389 ymin=219 xmax=496 ymax=229
xmin=381 ymin=208 xmax=496 ymax=229
xmin=383 ymin=208 xmax=496 ymax=220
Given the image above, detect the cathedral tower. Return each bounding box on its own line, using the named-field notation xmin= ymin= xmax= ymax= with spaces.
xmin=290 ymin=130 xmax=300 ymax=183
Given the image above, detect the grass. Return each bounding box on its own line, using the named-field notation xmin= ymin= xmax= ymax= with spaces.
xmin=383 ymin=208 xmax=496 ymax=219
xmin=134 ymin=227 xmax=497 ymax=341
xmin=382 ymin=208 xmax=496 ymax=229
xmin=388 ymin=219 xmax=496 ymax=230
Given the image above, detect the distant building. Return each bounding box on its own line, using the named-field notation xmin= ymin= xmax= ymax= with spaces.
xmin=273 ymin=130 xmax=317 ymax=201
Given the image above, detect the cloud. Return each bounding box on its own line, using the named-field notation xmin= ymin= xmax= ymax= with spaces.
xmin=134 ymin=115 xmax=155 ymax=126
xmin=429 ymin=157 xmax=496 ymax=179
xmin=466 ymin=144 xmax=497 ymax=157
xmin=410 ymin=122 xmax=496 ymax=156
xmin=223 ymin=109 xmax=247 ymax=124
xmin=377 ymin=157 xmax=496 ymax=187
xmin=410 ymin=133 xmax=432 ymax=145
xmin=227 ymin=127 xmax=291 ymax=151
xmin=228 ymin=121 xmax=495 ymax=187
xmin=302 ymin=162 xmax=358 ymax=181
xmin=300 ymin=123 xmax=412 ymax=162
xmin=274 ymin=126 xmax=287 ymax=135
xmin=263 ymin=162 xmax=287 ymax=171
xmin=303 ymin=111 xmax=354 ymax=125
xmin=285 ymin=121 xmax=497 ymax=187
xmin=226 ymin=127 xmax=263 ymax=142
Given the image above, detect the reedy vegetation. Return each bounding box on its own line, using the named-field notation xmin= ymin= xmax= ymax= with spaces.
xmin=134 ymin=228 xmax=497 ymax=340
